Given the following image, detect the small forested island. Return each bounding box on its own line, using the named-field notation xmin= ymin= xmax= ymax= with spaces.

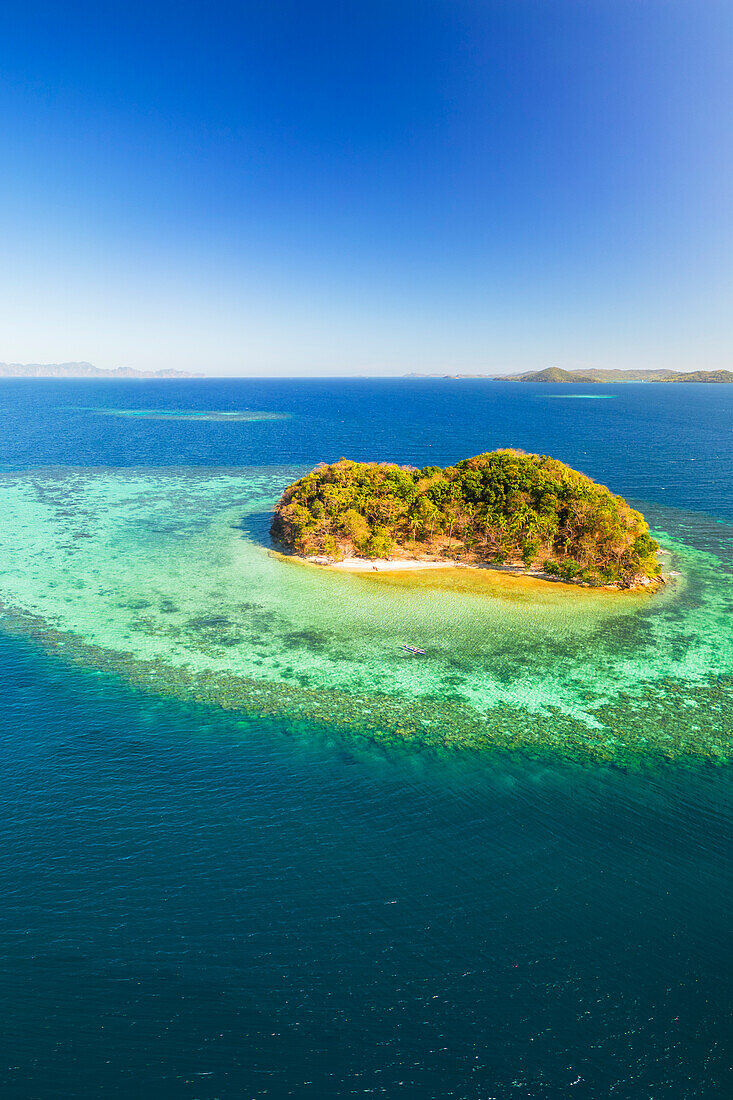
xmin=271 ymin=450 xmax=663 ymax=589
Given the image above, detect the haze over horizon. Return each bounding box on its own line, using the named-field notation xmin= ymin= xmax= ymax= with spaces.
xmin=0 ymin=361 xmax=728 ymax=380
xmin=2 ymin=1 xmax=732 ymax=377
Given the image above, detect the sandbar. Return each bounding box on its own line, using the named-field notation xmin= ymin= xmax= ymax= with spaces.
xmin=273 ymin=550 xmax=667 ymax=591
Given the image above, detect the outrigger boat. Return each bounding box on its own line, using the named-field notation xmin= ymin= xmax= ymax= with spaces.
xmin=401 ymin=645 xmax=426 ymax=655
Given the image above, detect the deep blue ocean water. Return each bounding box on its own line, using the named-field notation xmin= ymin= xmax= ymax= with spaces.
xmin=0 ymin=380 xmax=731 ymax=1098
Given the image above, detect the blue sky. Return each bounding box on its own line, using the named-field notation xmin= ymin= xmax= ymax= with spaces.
xmin=1 ymin=0 xmax=731 ymax=375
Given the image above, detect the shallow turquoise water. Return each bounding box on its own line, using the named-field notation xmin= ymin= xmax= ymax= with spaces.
xmin=82 ymin=407 xmax=291 ymax=421
xmin=0 ymin=464 xmax=729 ymax=764
xmin=0 ymin=379 xmax=731 ymax=1097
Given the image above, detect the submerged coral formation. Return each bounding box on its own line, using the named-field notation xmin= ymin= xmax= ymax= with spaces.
xmin=0 ymin=467 xmax=729 ymax=765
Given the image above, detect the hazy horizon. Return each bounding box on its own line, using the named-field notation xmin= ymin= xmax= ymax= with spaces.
xmin=0 ymin=360 xmax=728 ymax=379
xmin=1 ymin=1 xmax=732 ymax=376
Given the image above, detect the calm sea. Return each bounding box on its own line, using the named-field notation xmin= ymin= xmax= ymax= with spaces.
xmin=0 ymin=379 xmax=731 ymax=1098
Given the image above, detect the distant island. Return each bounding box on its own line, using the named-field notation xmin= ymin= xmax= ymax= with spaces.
xmin=0 ymin=361 xmax=196 ymax=379
xmin=406 ymin=368 xmax=733 ymax=383
xmin=495 ymin=367 xmax=733 ymax=383
xmin=271 ymin=450 xmax=663 ymax=589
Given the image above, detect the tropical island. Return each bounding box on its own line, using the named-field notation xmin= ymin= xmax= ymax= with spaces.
xmin=271 ymin=450 xmax=663 ymax=589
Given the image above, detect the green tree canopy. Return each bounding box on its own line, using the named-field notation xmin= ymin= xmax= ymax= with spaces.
xmin=271 ymin=451 xmax=661 ymax=587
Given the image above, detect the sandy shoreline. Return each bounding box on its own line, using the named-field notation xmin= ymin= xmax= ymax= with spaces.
xmin=272 ymin=549 xmax=666 ymax=590
xmin=300 ymin=553 xmax=552 ymax=576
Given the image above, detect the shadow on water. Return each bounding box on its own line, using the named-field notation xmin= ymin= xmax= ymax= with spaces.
xmin=232 ymin=509 xmax=277 ymax=550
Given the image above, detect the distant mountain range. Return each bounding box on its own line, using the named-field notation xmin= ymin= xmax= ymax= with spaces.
xmin=0 ymin=361 xmax=196 ymax=379
xmin=406 ymin=368 xmax=733 ymax=383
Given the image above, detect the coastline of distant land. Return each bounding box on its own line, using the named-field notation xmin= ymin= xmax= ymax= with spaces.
xmin=0 ymin=361 xmax=197 ymax=379
xmin=404 ymin=368 xmax=733 ymax=383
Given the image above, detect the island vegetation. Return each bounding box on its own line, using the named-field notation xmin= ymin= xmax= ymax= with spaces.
xmin=271 ymin=450 xmax=662 ymax=588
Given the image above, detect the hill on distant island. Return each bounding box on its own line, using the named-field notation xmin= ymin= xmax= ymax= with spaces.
xmin=493 ymin=367 xmax=733 ymax=383
xmin=272 ymin=451 xmax=662 ymax=589
xmin=0 ymin=361 xmax=196 ymax=379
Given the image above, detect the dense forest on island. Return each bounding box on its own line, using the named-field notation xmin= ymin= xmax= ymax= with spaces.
xmin=271 ymin=450 xmax=662 ymax=587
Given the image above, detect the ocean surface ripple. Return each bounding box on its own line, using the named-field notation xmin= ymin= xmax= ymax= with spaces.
xmin=0 ymin=379 xmax=730 ymax=1097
